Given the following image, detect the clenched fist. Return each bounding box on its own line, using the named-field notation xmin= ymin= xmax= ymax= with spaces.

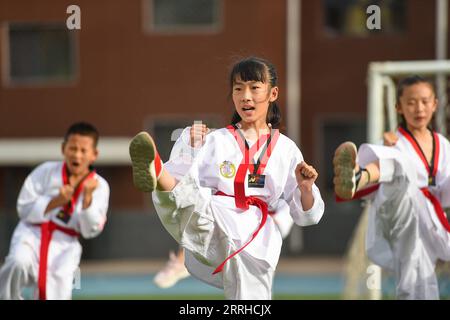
xmin=83 ymin=178 xmax=98 ymax=195
xmin=190 ymin=122 xmax=209 ymax=148
xmin=383 ymin=131 xmax=398 ymax=146
xmin=45 ymin=185 xmax=74 ymax=213
xmin=59 ymin=185 xmax=75 ymax=204
xmin=82 ymin=178 xmax=98 ymax=209
xmin=295 ymin=161 xmax=318 ymax=192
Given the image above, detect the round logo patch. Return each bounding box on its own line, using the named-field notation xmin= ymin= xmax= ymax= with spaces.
xmin=219 ymin=161 xmax=236 ymax=178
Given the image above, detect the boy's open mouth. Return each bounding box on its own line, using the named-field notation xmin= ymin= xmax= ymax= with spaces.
xmin=71 ymin=161 xmax=80 ymax=167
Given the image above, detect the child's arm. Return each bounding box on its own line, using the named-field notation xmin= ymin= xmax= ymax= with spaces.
xmin=283 ymin=148 xmax=324 ymax=226
xmin=77 ymin=176 xmax=110 ymax=239
xmin=17 ymin=163 xmax=60 ymax=223
xmin=45 ymin=185 xmax=74 ymax=213
xmin=189 ymin=122 xmax=209 ymax=149
xmin=164 ymin=123 xmax=210 ymax=180
xmin=440 ymin=138 xmax=450 ymax=210
xmin=82 ymin=178 xmax=98 ymax=209
xmin=383 ymin=131 xmax=399 ymax=146
xmin=295 ymin=161 xmax=318 ymax=211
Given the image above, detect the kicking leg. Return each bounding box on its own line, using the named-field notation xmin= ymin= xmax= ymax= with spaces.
xmin=333 ymin=141 xmax=380 ymax=199
xmin=129 ymin=131 xmax=177 ymax=192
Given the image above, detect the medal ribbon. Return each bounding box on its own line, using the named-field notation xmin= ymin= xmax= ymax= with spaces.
xmin=226 ymin=124 xmax=279 ymax=209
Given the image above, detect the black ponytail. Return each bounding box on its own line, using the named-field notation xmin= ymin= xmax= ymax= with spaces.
xmin=266 ymin=102 xmax=281 ymax=128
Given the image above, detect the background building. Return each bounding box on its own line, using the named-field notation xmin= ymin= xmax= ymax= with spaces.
xmin=0 ymin=0 xmax=448 ymax=260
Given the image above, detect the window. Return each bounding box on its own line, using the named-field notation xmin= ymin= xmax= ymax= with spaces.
xmin=323 ymin=0 xmax=406 ymax=36
xmin=151 ymin=120 xmax=188 ymax=161
xmin=4 ymin=23 xmax=77 ymax=86
xmin=300 ymin=117 xmax=368 ymax=255
xmin=144 ymin=0 xmax=222 ymax=33
xmin=320 ymin=119 xmax=366 ymax=191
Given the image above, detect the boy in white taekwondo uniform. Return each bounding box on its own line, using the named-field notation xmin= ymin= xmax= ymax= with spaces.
xmin=129 ymin=57 xmax=325 ymax=300
xmin=333 ymin=76 xmax=450 ymax=299
xmin=0 ymin=122 xmax=110 ymax=300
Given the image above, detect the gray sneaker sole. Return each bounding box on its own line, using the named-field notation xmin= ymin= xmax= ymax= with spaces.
xmin=333 ymin=142 xmax=357 ymax=199
xmin=129 ymin=132 xmax=157 ymax=193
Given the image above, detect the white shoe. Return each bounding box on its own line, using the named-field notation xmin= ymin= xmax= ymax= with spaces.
xmin=153 ymin=252 xmax=190 ymax=289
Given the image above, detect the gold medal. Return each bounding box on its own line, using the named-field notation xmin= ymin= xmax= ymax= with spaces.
xmin=220 ymin=161 xmax=236 ymax=178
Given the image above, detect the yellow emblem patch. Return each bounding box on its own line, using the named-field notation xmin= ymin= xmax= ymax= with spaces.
xmin=220 ymin=161 xmax=236 ymax=178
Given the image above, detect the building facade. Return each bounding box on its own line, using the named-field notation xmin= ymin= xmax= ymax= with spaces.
xmin=0 ymin=0 xmax=448 ymax=259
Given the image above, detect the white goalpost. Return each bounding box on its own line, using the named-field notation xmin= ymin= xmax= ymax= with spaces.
xmin=343 ymin=59 xmax=450 ymax=300
xmin=367 ymin=60 xmax=450 ymax=142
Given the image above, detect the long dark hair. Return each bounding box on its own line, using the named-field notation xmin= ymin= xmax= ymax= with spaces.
xmin=396 ymin=75 xmax=437 ymax=130
xmin=229 ymin=57 xmax=282 ymax=128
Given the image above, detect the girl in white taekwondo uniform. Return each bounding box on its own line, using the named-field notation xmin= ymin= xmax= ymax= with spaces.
xmin=166 ymin=122 xmax=297 ymax=240
xmin=0 ymin=122 xmax=110 ymax=300
xmin=129 ymin=57 xmax=325 ymax=299
xmin=333 ymin=76 xmax=450 ymax=299
xmin=152 ymin=122 xmax=297 ymax=289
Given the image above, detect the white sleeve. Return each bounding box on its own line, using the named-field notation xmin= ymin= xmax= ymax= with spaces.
xmin=440 ymin=138 xmax=450 ymax=208
xmin=271 ymin=199 xmax=294 ymax=239
xmin=164 ymin=126 xmax=206 ymax=181
xmin=16 ymin=163 xmax=53 ymax=224
xmin=77 ymin=176 xmax=110 ymax=239
xmin=442 ymin=178 xmax=450 ymax=209
xmin=283 ymin=147 xmax=325 ymax=226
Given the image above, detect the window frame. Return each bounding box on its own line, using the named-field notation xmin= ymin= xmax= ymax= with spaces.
xmin=314 ymin=113 xmax=367 ymax=193
xmin=1 ymin=21 xmax=79 ymax=88
xmin=141 ymin=113 xmax=224 ymax=208
xmin=142 ymin=0 xmax=223 ymax=35
xmin=321 ymin=0 xmax=407 ymax=38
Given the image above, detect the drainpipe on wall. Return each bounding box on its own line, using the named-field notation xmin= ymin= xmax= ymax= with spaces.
xmin=286 ymin=0 xmax=304 ymax=253
xmin=436 ymin=0 xmax=448 ymax=135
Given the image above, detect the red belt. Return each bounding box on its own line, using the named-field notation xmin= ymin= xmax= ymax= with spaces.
xmin=420 ymin=188 xmax=450 ymax=233
xmin=34 ymin=221 xmax=79 ymax=300
xmin=212 ymin=191 xmax=274 ymax=274
xmin=335 ymin=184 xmax=380 ymax=202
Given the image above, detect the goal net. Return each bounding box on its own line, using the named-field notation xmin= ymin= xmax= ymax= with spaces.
xmin=342 ymin=60 xmax=450 ymax=300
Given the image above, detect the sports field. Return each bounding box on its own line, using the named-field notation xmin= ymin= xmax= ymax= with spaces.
xmin=66 ymin=257 xmax=450 ymax=300
xmin=71 ymin=272 xmax=344 ymax=300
